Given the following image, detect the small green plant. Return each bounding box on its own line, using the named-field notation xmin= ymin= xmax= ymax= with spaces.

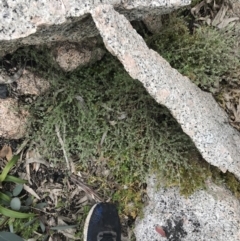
xmin=6 ymin=217 xmax=40 ymax=240
xmin=146 ymin=16 xmax=239 ymax=91
xmin=0 ymin=156 xmax=36 ymax=241
xmin=0 ymin=156 xmax=35 ymax=219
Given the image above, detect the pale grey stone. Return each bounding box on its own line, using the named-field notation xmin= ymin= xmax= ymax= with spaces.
xmin=134 ymin=176 xmax=240 ymax=241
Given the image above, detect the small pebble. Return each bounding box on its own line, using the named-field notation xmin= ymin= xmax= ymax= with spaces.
xmin=155 ymin=225 xmax=166 ymax=237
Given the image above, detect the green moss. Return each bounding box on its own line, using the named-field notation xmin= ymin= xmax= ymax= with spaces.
xmin=9 ymin=217 xmax=39 ymax=239
xmin=152 ymin=151 xmax=212 ymax=196
xmin=178 ymin=153 xmax=211 ymax=196
xmin=11 ymin=47 xmax=204 ymax=216
xmin=224 ymin=173 xmax=240 ymax=199
xmin=146 ymin=16 xmax=239 ymax=91
xmin=113 ymin=186 xmax=143 ymax=219
xmin=210 ymin=167 xmax=240 ymax=199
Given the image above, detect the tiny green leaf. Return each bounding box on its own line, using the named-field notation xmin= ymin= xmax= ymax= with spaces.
xmin=24 ymin=217 xmax=38 ymax=227
xmin=0 ymin=204 xmax=35 ymax=218
xmin=12 ymin=184 xmax=23 ymax=197
xmin=4 ymin=191 xmax=12 ymax=198
xmin=0 ymin=156 xmax=19 ymax=182
xmin=0 ymin=192 xmax=11 ymax=202
xmin=0 ymin=232 xmax=24 ymax=241
xmin=42 ymin=234 xmax=50 ymax=241
xmin=20 ymin=206 xmax=30 ymax=211
xmin=25 ymin=196 xmax=33 ymax=206
xmin=10 ymin=197 xmax=21 ymax=211
xmin=39 ymin=220 xmax=46 ymax=233
xmin=4 ymin=175 xmax=26 ymax=184
xmin=35 ymin=202 xmax=47 ymax=210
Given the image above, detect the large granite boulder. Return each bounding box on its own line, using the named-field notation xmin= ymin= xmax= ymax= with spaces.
xmin=134 ymin=176 xmax=240 ymax=241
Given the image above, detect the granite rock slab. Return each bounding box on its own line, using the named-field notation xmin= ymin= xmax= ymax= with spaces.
xmin=0 ymin=0 xmax=190 ymax=57
xmin=90 ymin=4 xmax=240 ymax=178
xmin=134 ymin=176 xmax=240 ymax=241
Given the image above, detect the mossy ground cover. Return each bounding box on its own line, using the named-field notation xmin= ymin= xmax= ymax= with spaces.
xmin=145 ymin=15 xmax=239 ymax=92
xmin=19 ymin=47 xmax=207 ymax=205
xmin=1 ymin=0 xmax=240 ymax=239
xmin=0 ymin=45 xmax=212 ymax=239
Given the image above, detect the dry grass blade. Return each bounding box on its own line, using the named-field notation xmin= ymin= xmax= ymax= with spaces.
xmin=70 ymin=174 xmax=103 ymax=202
xmin=26 ymin=163 xmax=32 ymax=185
xmin=55 ymin=125 xmax=71 ymax=172
xmin=56 ymin=218 xmax=77 ymax=240
xmin=15 ymin=139 xmax=29 ymax=155
xmin=75 ymin=195 xmax=88 ymax=207
xmin=24 ymin=184 xmax=41 ymax=200
xmin=75 ymin=95 xmax=86 ymax=109
xmin=100 ymin=131 xmax=108 ymax=146
xmin=191 ymin=0 xmax=206 ymax=17
xmin=237 ymin=99 xmax=240 ymax=120
xmin=25 ymin=149 xmax=49 ymax=173
xmin=212 ymin=3 xmax=228 ymax=26
xmin=217 ymin=17 xmax=239 ymax=29
xmin=191 ymin=0 xmax=237 ymax=29
xmin=6 ymin=146 xmax=13 ymax=161
xmin=231 ymin=99 xmax=240 ymax=122
xmin=25 ymin=157 xmax=49 ymax=167
xmin=222 ymin=89 xmax=240 ymax=130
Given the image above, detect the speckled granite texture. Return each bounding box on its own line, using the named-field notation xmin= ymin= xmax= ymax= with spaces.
xmin=0 ymin=0 xmax=190 ymax=57
xmin=134 ymin=176 xmax=240 ymax=241
xmin=0 ymin=98 xmax=27 ymax=139
xmin=90 ymin=5 xmax=240 ymax=179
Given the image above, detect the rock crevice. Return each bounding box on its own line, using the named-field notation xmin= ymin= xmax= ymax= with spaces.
xmin=0 ymin=0 xmax=190 ymax=57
